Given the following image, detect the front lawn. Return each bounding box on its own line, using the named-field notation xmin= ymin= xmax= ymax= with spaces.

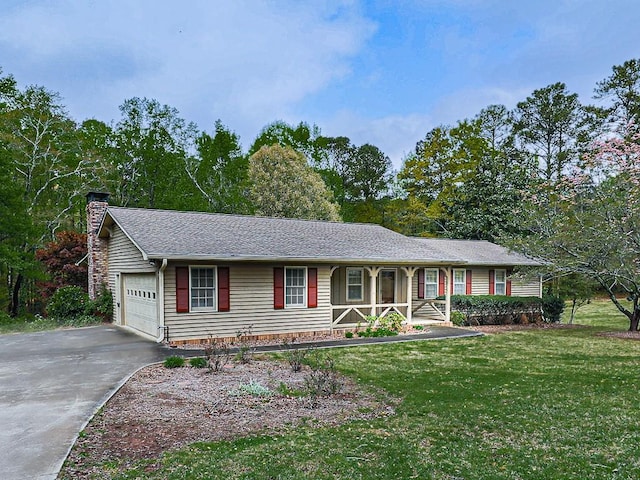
xmin=100 ymin=300 xmax=640 ymax=480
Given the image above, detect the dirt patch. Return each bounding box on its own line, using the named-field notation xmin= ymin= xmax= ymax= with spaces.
xmin=598 ymin=331 xmax=640 ymax=340
xmin=466 ymin=323 xmax=587 ymax=334
xmin=60 ymin=358 xmax=396 ymax=479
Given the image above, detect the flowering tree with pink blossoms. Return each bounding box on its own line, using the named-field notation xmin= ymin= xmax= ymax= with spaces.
xmin=514 ymin=127 xmax=640 ymax=330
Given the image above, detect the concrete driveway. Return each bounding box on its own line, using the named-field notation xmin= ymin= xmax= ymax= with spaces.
xmin=0 ymin=325 xmax=169 ymax=480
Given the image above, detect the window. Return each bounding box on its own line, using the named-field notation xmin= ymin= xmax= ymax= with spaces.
xmin=424 ymin=269 xmax=439 ymax=299
xmin=379 ymin=269 xmax=396 ymax=304
xmin=285 ymin=267 xmax=306 ymax=307
xmin=453 ymin=269 xmax=466 ymax=295
xmin=495 ymin=269 xmax=506 ymax=295
xmin=347 ymin=268 xmax=363 ymax=301
xmin=190 ymin=267 xmax=216 ymax=311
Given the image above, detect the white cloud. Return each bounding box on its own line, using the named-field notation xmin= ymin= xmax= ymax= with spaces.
xmin=323 ymin=110 xmax=434 ymax=169
xmin=0 ymin=0 xmax=376 ymax=142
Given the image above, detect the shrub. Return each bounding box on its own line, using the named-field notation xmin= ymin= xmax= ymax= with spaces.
xmin=189 ymin=357 xmax=208 ymax=368
xmin=445 ymin=295 xmax=544 ymax=326
xmin=91 ymin=284 xmax=113 ymax=322
xmin=451 ymin=311 xmax=466 ymax=326
xmin=203 ymin=337 xmax=231 ymax=373
xmin=229 ymin=380 xmax=273 ymax=397
xmin=234 ymin=326 xmax=255 ymax=364
xmin=303 ymin=350 xmax=343 ymax=405
xmin=47 ymin=286 xmax=92 ymax=321
xmin=164 ymin=356 xmax=185 ymax=368
xmin=542 ymin=295 xmax=565 ymax=323
xmin=378 ymin=312 xmax=404 ymax=332
xmin=344 ymin=331 xmax=354 ymax=338
xmin=281 ymin=338 xmax=308 ymax=373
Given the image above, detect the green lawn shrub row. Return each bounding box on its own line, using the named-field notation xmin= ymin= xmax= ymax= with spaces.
xmin=447 ymin=295 xmax=544 ymax=325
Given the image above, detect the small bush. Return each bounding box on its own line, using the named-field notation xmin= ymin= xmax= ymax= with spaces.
xmin=204 ymin=337 xmax=231 ymax=373
xmin=451 ymin=311 xmax=466 ymax=326
xmin=378 ymin=312 xmax=404 ymax=332
xmin=164 ymin=356 xmax=185 ymax=368
xmin=92 ymin=284 xmax=113 ymax=322
xmin=413 ymin=324 xmax=424 ymax=331
xmin=344 ymin=331 xmax=354 ymax=338
xmin=303 ymin=351 xmax=343 ymax=407
xmin=189 ymin=357 xmax=208 ymax=368
xmin=47 ymin=286 xmax=92 ymax=321
xmin=234 ymin=326 xmax=255 ymax=364
xmin=542 ymin=295 xmax=565 ymax=323
xmin=281 ymin=338 xmax=308 ymax=373
xmin=229 ymin=380 xmax=273 ymax=397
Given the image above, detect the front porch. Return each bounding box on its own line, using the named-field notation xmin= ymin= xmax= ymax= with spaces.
xmin=329 ymin=265 xmax=453 ymax=330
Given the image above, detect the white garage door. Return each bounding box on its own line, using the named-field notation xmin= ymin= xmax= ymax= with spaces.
xmin=123 ymin=274 xmax=158 ymax=338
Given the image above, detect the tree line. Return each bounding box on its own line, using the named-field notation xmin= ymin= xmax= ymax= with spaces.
xmin=2 ymin=59 xmax=640 ymax=329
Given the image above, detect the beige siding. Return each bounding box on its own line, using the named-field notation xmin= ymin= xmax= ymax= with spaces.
xmin=164 ymin=263 xmax=331 ymax=341
xmin=107 ymin=226 xmax=156 ymax=324
xmin=511 ymin=276 xmax=542 ymax=297
xmin=471 ymin=268 xmax=490 ymax=295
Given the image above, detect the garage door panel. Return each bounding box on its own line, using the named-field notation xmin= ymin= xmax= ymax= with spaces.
xmin=123 ymin=274 xmax=158 ymax=338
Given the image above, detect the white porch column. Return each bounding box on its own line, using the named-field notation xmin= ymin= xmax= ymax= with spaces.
xmin=364 ymin=266 xmax=381 ymax=316
xmin=401 ymin=267 xmax=418 ymax=323
xmin=444 ymin=267 xmax=452 ymax=324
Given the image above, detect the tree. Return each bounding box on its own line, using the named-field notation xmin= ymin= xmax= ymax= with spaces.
xmin=342 ymin=144 xmax=392 ymax=201
xmin=595 ymin=58 xmax=640 ymax=132
xmin=0 ymin=71 xmax=96 ymax=315
xmin=513 ymin=82 xmax=599 ymax=183
xmin=512 ymin=128 xmax=640 ymax=330
xmin=35 ymin=231 xmax=87 ymax=300
xmin=249 ymin=120 xmax=324 ymax=166
xmin=187 ymin=120 xmax=250 ymax=214
xmin=111 ymin=97 xmax=199 ymax=209
xmin=248 ymin=145 xmax=341 ymax=221
xmin=557 ymin=273 xmax=597 ymax=324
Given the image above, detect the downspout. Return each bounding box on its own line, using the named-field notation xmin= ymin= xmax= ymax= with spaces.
xmin=156 ymin=259 xmax=168 ymax=343
xmin=445 ymin=267 xmax=452 ymax=324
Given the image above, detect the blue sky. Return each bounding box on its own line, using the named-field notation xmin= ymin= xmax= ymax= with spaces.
xmin=1 ymin=0 xmax=639 ymax=167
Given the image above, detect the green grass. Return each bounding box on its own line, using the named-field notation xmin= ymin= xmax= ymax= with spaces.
xmin=0 ymin=314 xmax=104 ymax=335
xmin=563 ymin=297 xmax=631 ymax=330
xmin=109 ymin=300 xmax=640 ymax=479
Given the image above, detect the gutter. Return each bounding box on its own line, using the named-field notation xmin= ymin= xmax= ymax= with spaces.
xmin=144 ymin=254 xmax=468 ymax=266
xmin=156 ymin=259 xmax=168 ymax=343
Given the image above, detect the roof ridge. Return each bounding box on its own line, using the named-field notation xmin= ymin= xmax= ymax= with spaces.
xmin=107 ymin=206 xmax=388 ymax=228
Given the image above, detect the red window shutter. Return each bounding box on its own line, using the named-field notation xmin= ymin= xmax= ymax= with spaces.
xmin=438 ymin=270 xmax=445 ymax=296
xmin=466 ymin=270 xmax=473 ymax=295
xmin=308 ymin=268 xmax=318 ymax=308
xmin=176 ymin=266 xmax=189 ymax=313
xmin=418 ymin=269 xmax=425 ymax=299
xmin=506 ymin=269 xmax=512 ymax=296
xmin=489 ymin=269 xmax=495 ymax=295
xmin=218 ymin=267 xmax=230 ymax=312
xmin=274 ymin=267 xmax=284 ymax=309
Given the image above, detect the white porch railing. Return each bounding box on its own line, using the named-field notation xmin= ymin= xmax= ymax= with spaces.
xmin=331 ymin=303 xmax=408 ymax=327
xmin=411 ymin=298 xmax=447 ymax=321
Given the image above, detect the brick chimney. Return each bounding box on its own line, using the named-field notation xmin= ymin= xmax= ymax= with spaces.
xmin=86 ymin=192 xmax=110 ymax=300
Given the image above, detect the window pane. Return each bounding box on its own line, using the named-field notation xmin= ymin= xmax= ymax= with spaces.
xmin=286 ymin=268 xmax=306 ymax=306
xmin=424 ymin=269 xmax=438 ymax=298
xmin=191 ymin=267 xmax=216 ymax=310
xmin=453 ymin=270 xmax=466 ymax=295
xmin=347 ymin=269 xmax=363 ymax=301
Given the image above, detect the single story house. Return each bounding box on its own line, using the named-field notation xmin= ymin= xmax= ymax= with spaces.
xmin=86 ymin=192 xmax=541 ymax=343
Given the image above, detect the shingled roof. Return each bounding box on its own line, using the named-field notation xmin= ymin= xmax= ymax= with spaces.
xmin=100 ymin=207 xmax=466 ymax=264
xmin=99 ymin=207 xmax=538 ymax=266
xmin=412 ymin=238 xmax=540 ymax=266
